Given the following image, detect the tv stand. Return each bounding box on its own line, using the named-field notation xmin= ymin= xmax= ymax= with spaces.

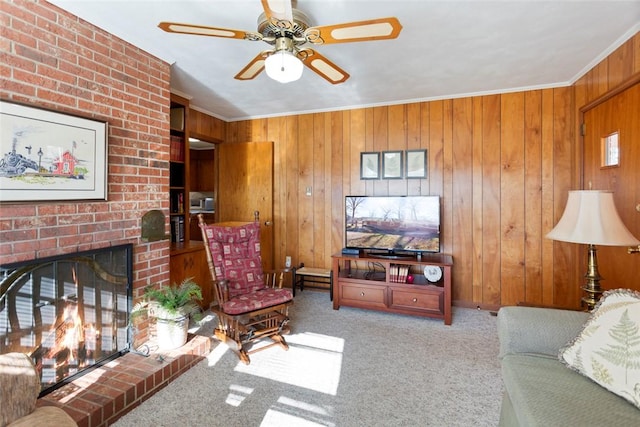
xmin=331 ymin=252 xmax=453 ymax=324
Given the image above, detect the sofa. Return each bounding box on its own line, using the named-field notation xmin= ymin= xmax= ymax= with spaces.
xmin=0 ymin=352 xmax=77 ymax=427
xmin=497 ymin=305 xmax=640 ymax=426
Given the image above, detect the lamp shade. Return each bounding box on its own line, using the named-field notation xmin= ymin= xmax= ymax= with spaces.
xmin=546 ymin=190 xmax=640 ymax=246
xmin=264 ymin=51 xmax=303 ymax=83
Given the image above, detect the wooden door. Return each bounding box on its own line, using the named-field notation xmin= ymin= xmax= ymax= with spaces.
xmin=217 ymin=141 xmax=275 ymax=269
xmin=582 ymin=82 xmax=640 ymax=293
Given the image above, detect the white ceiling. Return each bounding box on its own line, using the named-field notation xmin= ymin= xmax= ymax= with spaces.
xmin=49 ymin=1 xmax=640 ymax=122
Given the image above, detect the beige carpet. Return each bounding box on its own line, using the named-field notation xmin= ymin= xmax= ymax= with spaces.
xmin=114 ymin=290 xmax=502 ymax=426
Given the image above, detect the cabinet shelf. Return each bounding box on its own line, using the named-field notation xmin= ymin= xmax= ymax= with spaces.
xmin=332 ymin=253 xmax=453 ymax=324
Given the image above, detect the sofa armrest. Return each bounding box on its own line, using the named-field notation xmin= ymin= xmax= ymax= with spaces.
xmin=497 ymin=306 xmax=589 ymax=359
xmin=0 ymin=353 xmax=40 ymax=426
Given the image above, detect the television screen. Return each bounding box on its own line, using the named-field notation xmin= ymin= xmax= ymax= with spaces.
xmin=345 ymin=195 xmax=440 ymax=254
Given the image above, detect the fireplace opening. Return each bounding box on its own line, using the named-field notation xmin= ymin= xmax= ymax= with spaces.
xmin=0 ymin=244 xmax=133 ymax=396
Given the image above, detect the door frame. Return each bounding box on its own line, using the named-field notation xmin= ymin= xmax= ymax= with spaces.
xmin=578 ymin=73 xmax=640 ymax=189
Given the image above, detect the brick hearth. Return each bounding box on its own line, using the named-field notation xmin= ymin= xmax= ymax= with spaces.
xmin=37 ymin=335 xmax=211 ymax=427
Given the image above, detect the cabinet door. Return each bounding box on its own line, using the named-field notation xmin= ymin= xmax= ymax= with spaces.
xmin=170 ymin=249 xmax=212 ymax=308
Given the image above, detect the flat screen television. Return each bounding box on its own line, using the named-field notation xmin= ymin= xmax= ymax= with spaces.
xmin=345 ymin=195 xmax=440 ymax=255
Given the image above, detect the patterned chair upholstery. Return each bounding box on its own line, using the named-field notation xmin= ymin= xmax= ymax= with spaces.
xmin=198 ymin=215 xmax=293 ymax=364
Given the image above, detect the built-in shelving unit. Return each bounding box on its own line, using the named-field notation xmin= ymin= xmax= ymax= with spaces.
xmin=169 ymin=93 xmax=190 ymax=244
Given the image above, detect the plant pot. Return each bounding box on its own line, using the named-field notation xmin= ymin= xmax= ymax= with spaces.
xmin=155 ymin=314 xmax=189 ymax=350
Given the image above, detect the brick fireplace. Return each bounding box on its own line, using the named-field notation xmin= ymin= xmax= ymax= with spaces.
xmin=0 ymin=244 xmax=212 ymax=427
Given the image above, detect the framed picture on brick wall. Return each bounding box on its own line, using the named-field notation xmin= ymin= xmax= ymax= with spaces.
xmin=0 ymin=100 xmax=108 ymax=202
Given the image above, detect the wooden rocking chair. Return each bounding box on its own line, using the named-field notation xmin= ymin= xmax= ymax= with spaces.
xmin=198 ymin=214 xmax=293 ymax=364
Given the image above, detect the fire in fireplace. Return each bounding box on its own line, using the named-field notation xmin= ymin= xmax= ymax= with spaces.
xmin=0 ymin=244 xmax=133 ymax=396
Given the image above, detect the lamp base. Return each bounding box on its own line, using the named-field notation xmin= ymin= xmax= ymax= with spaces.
xmin=581 ymin=244 xmax=603 ymax=311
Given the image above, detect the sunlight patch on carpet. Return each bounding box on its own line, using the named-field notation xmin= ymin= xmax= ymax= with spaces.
xmin=260 ymin=408 xmax=330 ymax=427
xmin=276 ymin=396 xmax=334 ymax=419
xmin=234 ymin=332 xmax=343 ymax=395
xmin=206 ymin=341 xmax=230 ymax=366
xmin=226 ymin=384 xmax=253 ymax=407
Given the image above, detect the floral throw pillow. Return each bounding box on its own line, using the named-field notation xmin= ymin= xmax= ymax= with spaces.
xmin=559 ymin=289 xmax=640 ymax=408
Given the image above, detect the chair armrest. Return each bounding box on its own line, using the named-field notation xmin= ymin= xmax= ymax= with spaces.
xmin=212 ymin=279 xmax=229 ymax=303
xmin=263 ymin=269 xmax=288 ymax=288
xmin=497 ymin=306 xmax=589 ymax=359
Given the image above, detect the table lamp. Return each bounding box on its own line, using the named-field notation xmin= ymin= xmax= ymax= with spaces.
xmin=546 ymin=190 xmax=640 ymax=310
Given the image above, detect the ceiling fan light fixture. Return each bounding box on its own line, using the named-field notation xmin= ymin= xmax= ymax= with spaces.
xmin=265 ymin=50 xmax=303 ymax=83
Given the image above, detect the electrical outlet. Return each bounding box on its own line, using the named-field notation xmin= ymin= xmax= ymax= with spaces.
xmin=285 ymin=256 xmax=292 ymax=268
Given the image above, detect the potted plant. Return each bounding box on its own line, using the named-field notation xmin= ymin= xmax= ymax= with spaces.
xmin=132 ymin=278 xmax=203 ymax=350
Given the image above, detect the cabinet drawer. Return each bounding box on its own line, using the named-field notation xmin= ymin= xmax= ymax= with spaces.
xmin=390 ymin=288 xmax=442 ymax=312
xmin=341 ymin=284 xmax=386 ymax=307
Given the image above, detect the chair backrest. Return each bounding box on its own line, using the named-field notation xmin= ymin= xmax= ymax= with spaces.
xmin=200 ymin=220 xmax=265 ymax=298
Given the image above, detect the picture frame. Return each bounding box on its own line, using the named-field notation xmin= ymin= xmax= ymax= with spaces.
xmin=0 ymin=101 xmax=108 ymax=202
xmin=360 ymin=152 xmax=380 ymax=180
xmin=382 ymin=151 xmax=403 ymax=179
xmin=406 ymin=149 xmax=427 ymax=178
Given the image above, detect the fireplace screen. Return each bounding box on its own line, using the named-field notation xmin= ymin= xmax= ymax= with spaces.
xmin=0 ymin=244 xmax=133 ymax=395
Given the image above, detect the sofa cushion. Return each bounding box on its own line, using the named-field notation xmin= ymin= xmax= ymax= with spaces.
xmin=560 ymin=288 xmax=640 ymax=409
xmin=502 ymin=354 xmax=639 ymax=426
xmin=8 ymin=406 xmax=77 ymax=427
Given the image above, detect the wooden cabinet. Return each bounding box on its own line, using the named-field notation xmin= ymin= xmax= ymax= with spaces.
xmin=332 ymin=253 xmax=453 ymax=325
xmin=169 ymin=242 xmax=213 ymax=308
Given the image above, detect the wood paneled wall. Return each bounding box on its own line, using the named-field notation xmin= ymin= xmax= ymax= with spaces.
xmin=226 ymin=32 xmax=639 ymax=310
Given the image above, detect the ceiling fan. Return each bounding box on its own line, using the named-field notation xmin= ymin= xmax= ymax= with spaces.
xmin=158 ymin=0 xmax=402 ymax=84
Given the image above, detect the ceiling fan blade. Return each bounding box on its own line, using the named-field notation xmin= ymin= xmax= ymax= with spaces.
xmin=261 ymin=0 xmax=294 ymax=23
xmin=158 ymin=22 xmax=261 ymax=41
xmin=234 ymin=52 xmax=268 ymax=80
xmin=298 ymin=49 xmax=349 ymax=84
xmin=305 ymin=17 xmax=402 ymax=45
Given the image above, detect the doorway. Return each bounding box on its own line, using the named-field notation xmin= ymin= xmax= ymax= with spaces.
xmin=216 ymin=141 xmax=275 ymax=269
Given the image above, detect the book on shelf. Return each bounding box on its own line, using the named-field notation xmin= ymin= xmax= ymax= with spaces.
xmin=389 ymin=264 xmax=410 ymax=283
xmin=170 ymin=135 xmax=185 ymax=162
xmin=170 ymin=216 xmax=185 ymax=243
xmin=170 ymin=191 xmax=185 ymax=214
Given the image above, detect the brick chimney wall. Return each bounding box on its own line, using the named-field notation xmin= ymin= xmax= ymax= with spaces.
xmin=1 ymin=0 xmax=171 ymax=343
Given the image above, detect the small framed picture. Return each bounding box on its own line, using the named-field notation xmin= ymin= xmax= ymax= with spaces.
xmin=360 ymin=152 xmax=380 ymax=180
xmin=406 ymin=149 xmax=427 ymax=178
xmin=382 ymin=151 xmax=403 ymax=179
